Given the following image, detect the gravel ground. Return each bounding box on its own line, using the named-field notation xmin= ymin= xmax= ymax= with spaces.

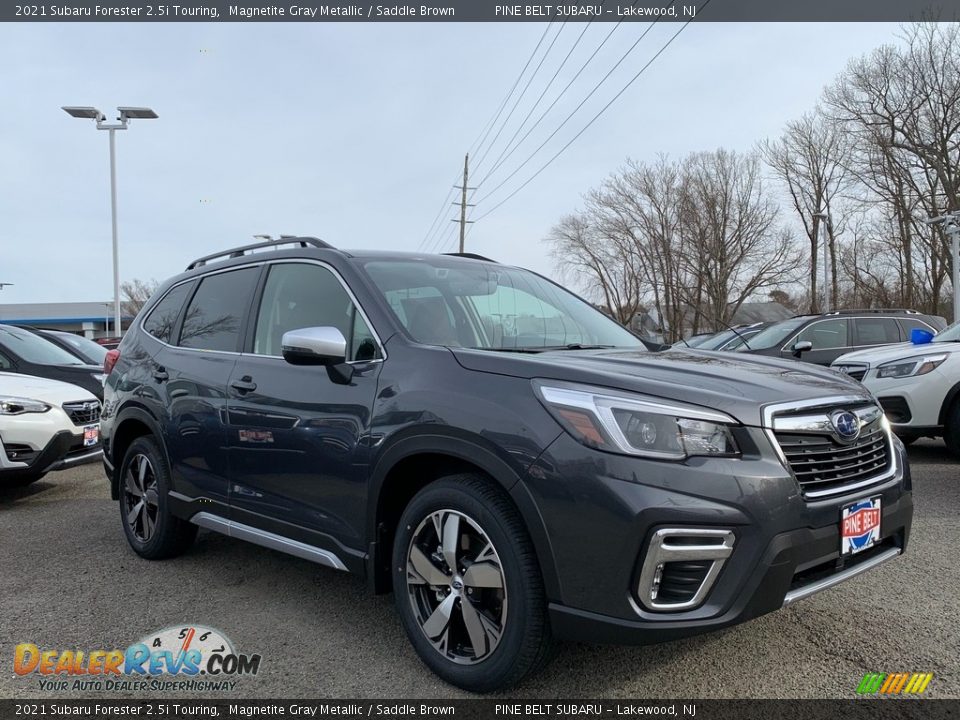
xmin=1 ymin=441 xmax=957 ymax=699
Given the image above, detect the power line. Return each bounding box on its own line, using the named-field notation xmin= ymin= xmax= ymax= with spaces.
xmin=418 ymin=23 xmax=556 ymax=252
xmin=470 ymin=21 xmax=565 ymax=177
xmin=472 ymin=9 xmax=673 ymax=207
xmin=470 ymin=3 xmax=707 ymax=225
xmin=479 ymin=20 xmax=596 ymax=187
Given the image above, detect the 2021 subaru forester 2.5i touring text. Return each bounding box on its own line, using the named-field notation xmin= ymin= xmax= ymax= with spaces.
xmin=100 ymin=237 xmax=912 ymax=692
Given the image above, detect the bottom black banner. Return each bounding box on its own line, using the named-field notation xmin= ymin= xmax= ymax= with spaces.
xmin=1 ymin=700 xmax=957 ymax=720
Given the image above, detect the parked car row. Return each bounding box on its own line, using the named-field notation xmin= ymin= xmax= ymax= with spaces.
xmin=0 ymin=325 xmax=108 ymax=487
xmin=671 ymin=308 xmax=958 ymax=456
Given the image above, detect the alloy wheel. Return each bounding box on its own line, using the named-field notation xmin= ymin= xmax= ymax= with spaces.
xmin=123 ymin=454 xmax=160 ymax=542
xmin=405 ymin=509 xmax=507 ymax=665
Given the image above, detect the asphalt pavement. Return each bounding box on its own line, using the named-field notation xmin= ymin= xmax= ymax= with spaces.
xmin=1 ymin=441 xmax=957 ymax=699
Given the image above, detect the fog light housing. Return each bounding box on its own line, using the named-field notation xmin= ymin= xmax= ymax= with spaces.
xmin=637 ymin=528 xmax=735 ymax=612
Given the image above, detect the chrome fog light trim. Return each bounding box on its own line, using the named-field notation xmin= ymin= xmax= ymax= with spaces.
xmin=637 ymin=528 xmax=735 ymax=612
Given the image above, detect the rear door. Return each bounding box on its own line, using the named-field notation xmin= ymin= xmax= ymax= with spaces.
xmin=161 ymin=266 xmax=261 ymax=512
xmin=851 ymin=317 xmax=902 ymax=352
xmin=225 ymin=260 xmax=384 ymax=559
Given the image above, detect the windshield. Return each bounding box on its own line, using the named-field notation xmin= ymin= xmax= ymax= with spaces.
xmin=933 ymin=320 xmax=960 ymax=342
xmin=361 ymin=259 xmax=644 ymax=351
xmin=47 ymin=332 xmax=108 ymax=364
xmin=0 ymin=325 xmax=85 ymax=365
xmin=738 ymin=316 xmax=808 ymax=350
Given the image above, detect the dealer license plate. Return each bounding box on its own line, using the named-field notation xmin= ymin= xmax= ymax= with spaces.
xmin=83 ymin=424 xmax=100 ymax=447
xmin=840 ymin=496 xmax=881 ymax=555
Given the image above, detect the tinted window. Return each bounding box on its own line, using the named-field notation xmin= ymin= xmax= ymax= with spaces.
xmin=856 ymin=318 xmax=900 ymax=345
xmin=796 ymin=319 xmax=848 ymax=349
xmin=253 ymin=263 xmax=380 ymax=361
xmin=0 ymin=325 xmax=85 ymax=365
xmin=899 ymin=318 xmax=934 ymax=336
xmin=143 ymin=282 xmax=193 ymax=344
xmin=48 ymin=332 xmax=108 ymax=364
xmin=179 ymin=268 xmax=258 ymax=352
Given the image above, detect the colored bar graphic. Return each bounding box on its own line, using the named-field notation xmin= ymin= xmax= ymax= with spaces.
xmin=857 ymin=672 xmax=934 ymax=695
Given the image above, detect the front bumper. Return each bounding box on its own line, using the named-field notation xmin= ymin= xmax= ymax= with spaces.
xmin=0 ymin=429 xmax=102 ymax=480
xmin=522 ymin=428 xmax=912 ymax=644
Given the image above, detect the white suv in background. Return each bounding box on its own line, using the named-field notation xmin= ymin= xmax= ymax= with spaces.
xmin=832 ymin=321 xmax=960 ymax=456
xmin=0 ymin=372 xmax=102 ymax=487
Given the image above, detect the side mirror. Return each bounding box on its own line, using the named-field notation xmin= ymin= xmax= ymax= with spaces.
xmin=281 ymin=327 xmax=347 ymax=366
xmin=911 ymin=328 xmax=935 ymax=345
xmin=792 ymin=340 xmax=813 ymax=358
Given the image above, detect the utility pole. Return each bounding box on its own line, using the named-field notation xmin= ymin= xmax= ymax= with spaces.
xmin=452 ymin=153 xmax=475 ymax=253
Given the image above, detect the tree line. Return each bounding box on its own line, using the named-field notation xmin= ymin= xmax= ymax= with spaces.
xmin=546 ymin=22 xmax=960 ymax=341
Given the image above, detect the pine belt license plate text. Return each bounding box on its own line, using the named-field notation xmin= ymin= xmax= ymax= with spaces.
xmin=83 ymin=424 xmax=100 ymax=447
xmin=841 ymin=496 xmax=881 ymax=555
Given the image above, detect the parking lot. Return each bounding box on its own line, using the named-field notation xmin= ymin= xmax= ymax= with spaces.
xmin=1 ymin=441 xmax=957 ymax=700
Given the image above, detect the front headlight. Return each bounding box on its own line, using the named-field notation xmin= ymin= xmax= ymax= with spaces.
xmin=534 ymin=381 xmax=739 ymax=460
xmin=876 ymin=354 xmax=947 ymax=379
xmin=0 ymin=396 xmax=51 ymax=415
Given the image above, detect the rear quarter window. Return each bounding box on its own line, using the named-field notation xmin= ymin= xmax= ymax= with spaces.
xmin=142 ymin=282 xmax=194 ymax=344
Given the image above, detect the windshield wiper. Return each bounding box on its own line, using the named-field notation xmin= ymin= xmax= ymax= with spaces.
xmin=469 ymin=344 xmax=617 ymax=353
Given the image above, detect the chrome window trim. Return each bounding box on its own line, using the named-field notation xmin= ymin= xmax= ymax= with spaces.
xmin=139 ymin=261 xmax=263 ymax=357
xmin=761 ymin=395 xmax=899 ymax=500
xmin=245 ymin=258 xmax=386 ymax=364
xmin=140 ymin=259 xmax=386 ymax=364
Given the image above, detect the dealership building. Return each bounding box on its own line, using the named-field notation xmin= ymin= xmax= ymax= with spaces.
xmin=0 ymin=301 xmax=133 ymax=339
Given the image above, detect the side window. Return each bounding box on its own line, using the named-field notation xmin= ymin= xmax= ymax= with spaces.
xmin=253 ymin=263 xmax=380 ymax=361
xmin=796 ymin=319 xmax=848 ymax=349
xmin=142 ymin=282 xmax=193 ymax=344
xmin=179 ymin=268 xmax=259 ymax=352
xmin=898 ymin=318 xmax=933 ymax=336
xmin=855 ymin=318 xmax=901 ymax=346
xmin=0 ymin=351 xmax=11 ymax=369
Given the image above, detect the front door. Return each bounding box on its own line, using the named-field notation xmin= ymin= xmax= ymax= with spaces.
xmin=782 ymin=318 xmax=851 ymax=366
xmin=225 ymin=261 xmax=384 ymax=557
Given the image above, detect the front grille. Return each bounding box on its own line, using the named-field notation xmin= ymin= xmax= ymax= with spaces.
xmin=846 ymin=370 xmax=866 ymax=382
xmin=62 ymin=401 xmax=101 ymax=426
xmin=775 ymin=426 xmax=891 ymax=498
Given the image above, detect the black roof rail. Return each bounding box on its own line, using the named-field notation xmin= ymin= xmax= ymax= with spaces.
xmin=441 ymin=252 xmax=498 ymax=263
xmin=186 ymin=236 xmax=334 ymax=270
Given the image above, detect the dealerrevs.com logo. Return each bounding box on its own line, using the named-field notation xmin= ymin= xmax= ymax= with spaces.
xmin=13 ymin=625 xmax=261 ymax=692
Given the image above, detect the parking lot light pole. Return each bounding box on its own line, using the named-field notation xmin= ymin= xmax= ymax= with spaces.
xmin=62 ymin=105 xmax=158 ymax=337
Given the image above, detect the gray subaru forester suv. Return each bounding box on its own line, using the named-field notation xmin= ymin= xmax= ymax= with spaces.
xmin=101 ymin=238 xmax=912 ymax=691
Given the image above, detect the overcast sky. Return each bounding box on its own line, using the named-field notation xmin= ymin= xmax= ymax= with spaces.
xmin=0 ymin=21 xmax=904 ymax=304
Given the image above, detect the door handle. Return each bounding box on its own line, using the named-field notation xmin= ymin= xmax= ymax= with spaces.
xmin=231 ymin=376 xmax=257 ymax=393
xmin=153 ymin=367 xmax=169 ymax=382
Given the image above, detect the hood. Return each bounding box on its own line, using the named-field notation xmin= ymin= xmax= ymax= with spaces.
xmin=0 ymin=371 xmax=99 ymax=406
xmin=451 ymin=347 xmax=871 ymax=428
xmin=833 ymin=341 xmax=960 ymax=366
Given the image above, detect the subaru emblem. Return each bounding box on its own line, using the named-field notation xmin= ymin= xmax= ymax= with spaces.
xmin=831 ymin=410 xmax=860 ymax=441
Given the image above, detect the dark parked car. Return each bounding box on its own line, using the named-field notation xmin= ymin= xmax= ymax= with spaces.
xmin=736 ymin=310 xmax=943 ymax=366
xmin=21 ymin=327 xmax=109 ymax=366
xmin=692 ymin=323 xmax=770 ymax=352
xmin=0 ymin=324 xmax=105 ymax=400
xmin=101 ymin=238 xmax=912 ymax=691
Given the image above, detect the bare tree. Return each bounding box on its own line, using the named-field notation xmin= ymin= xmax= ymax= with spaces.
xmin=761 ymin=109 xmax=849 ymax=312
xmin=120 ymin=278 xmax=160 ymax=318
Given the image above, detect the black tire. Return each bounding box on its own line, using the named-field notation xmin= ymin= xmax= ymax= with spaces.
xmin=392 ymin=474 xmax=553 ymax=692
xmin=118 ymin=436 xmax=197 ymax=559
xmin=944 ymin=400 xmax=960 ymax=459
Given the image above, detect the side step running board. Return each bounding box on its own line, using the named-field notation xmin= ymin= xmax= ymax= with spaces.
xmin=190 ymin=512 xmax=348 ymax=571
